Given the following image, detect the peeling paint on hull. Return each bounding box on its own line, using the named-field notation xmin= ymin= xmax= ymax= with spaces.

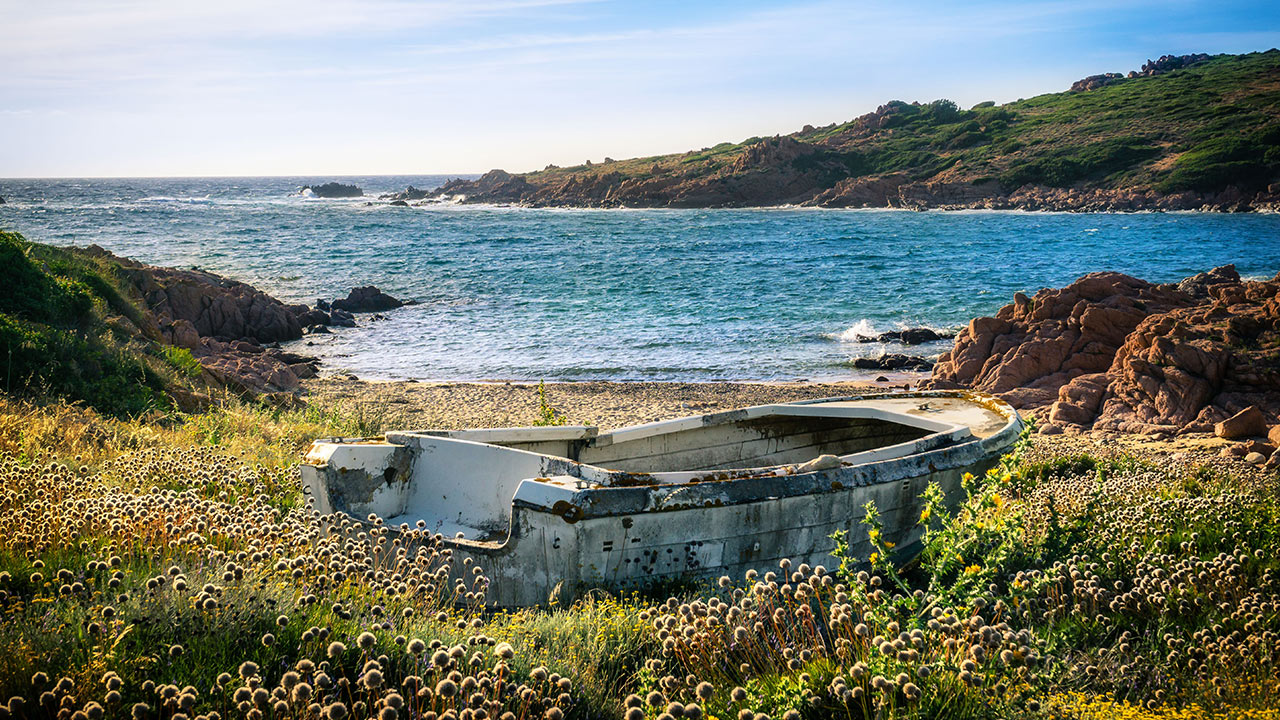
xmin=301 ymin=391 xmax=1023 ymax=607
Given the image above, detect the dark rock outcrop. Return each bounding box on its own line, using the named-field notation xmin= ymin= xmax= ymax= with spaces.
xmin=923 ymin=265 xmax=1280 ymax=437
xmin=856 ymin=328 xmax=955 ymax=345
xmin=850 ymin=354 xmax=934 ymax=371
xmin=381 ymin=186 xmax=431 ymax=202
xmin=328 ymin=308 xmax=356 ymax=327
xmin=435 ymin=170 xmax=532 ymax=203
xmin=104 ymin=252 xmax=304 ymax=345
xmin=302 ymin=182 xmax=363 ymax=198
xmin=82 ymin=246 xmax=320 ymax=394
xmin=331 ymin=286 xmax=404 ymax=313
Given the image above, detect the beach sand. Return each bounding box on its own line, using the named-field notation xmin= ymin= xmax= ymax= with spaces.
xmin=301 ymin=377 xmax=913 ymax=430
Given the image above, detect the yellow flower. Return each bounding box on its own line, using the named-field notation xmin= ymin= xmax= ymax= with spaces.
xmin=919 ymin=507 xmax=931 ymax=522
xmin=869 ymin=552 xmax=878 ymax=564
xmin=964 ymin=564 xmax=982 ymax=575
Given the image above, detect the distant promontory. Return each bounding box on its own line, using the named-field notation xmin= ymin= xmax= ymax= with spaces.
xmin=427 ymin=52 xmax=1280 ymax=212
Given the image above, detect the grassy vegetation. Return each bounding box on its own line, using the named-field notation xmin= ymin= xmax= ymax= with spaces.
xmin=519 ymin=51 xmax=1280 ymax=198
xmin=0 ymin=394 xmax=1276 ymax=720
xmin=0 ymin=231 xmax=189 ymax=418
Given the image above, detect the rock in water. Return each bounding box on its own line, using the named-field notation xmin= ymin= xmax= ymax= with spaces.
xmin=301 ymin=182 xmax=363 ymax=198
xmin=329 ymin=308 xmax=356 ymax=327
xmin=850 ymin=354 xmax=933 ymax=370
xmin=331 ymin=286 xmax=405 ymax=313
xmin=381 ymin=186 xmax=431 ymax=202
xmin=867 ymin=328 xmax=954 ymax=345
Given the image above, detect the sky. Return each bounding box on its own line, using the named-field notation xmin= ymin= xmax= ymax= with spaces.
xmin=1 ymin=0 xmax=1277 ymax=177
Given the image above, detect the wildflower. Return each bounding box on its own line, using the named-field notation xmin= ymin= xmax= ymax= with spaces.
xmin=358 ymin=632 xmax=377 ymax=650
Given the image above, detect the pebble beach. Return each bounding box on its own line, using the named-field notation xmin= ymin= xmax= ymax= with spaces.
xmin=300 ymin=377 xmax=911 ymax=430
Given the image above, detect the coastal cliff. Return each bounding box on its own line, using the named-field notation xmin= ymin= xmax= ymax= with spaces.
xmin=428 ymin=51 xmax=1280 ymax=211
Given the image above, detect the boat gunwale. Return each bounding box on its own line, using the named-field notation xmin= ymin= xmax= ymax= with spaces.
xmin=311 ymin=391 xmax=1024 ymax=553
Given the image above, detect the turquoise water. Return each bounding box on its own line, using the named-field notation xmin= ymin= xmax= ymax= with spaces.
xmin=2 ymin=176 xmax=1279 ymax=381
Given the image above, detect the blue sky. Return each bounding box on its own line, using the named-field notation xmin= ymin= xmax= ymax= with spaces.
xmin=2 ymin=0 xmax=1277 ymax=177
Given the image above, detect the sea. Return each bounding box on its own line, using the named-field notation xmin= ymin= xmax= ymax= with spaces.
xmin=2 ymin=175 xmax=1279 ymax=383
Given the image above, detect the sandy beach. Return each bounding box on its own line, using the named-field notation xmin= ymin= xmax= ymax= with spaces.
xmin=299 ymin=377 xmax=920 ymax=430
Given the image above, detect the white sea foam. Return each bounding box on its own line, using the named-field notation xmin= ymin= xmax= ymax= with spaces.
xmin=825 ymin=319 xmax=961 ymax=344
xmin=137 ymin=195 xmax=211 ymax=204
xmin=825 ymin=319 xmax=881 ymax=342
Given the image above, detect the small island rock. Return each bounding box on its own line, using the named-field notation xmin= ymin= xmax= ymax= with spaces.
xmin=302 ymin=182 xmax=363 ymax=198
xmin=331 ymin=286 xmax=405 ymax=313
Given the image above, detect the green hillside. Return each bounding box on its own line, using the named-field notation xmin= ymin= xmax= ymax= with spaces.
xmin=436 ymin=51 xmax=1280 ymax=207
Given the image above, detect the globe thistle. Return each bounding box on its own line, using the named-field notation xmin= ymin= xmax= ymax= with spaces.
xmin=358 ymin=632 xmax=377 ymax=651
xmin=327 ymin=642 xmax=346 ymax=659
xmin=325 ymin=703 xmax=348 ymax=720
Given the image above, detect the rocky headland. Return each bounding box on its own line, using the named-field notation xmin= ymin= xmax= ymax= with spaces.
xmin=922 ymin=264 xmax=1280 ymax=468
xmin=418 ymin=52 xmax=1280 ymax=212
xmin=83 ymin=246 xmax=406 ymax=398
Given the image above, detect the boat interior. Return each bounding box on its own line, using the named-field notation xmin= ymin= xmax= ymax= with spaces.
xmin=366 ymin=398 xmax=987 ymax=542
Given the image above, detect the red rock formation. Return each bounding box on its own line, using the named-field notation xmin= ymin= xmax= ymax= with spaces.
xmin=925 ymin=265 xmax=1280 ymax=437
xmin=83 ymin=246 xmax=319 ymax=395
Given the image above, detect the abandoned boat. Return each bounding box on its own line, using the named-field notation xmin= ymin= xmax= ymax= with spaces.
xmin=301 ymin=390 xmax=1022 ymax=607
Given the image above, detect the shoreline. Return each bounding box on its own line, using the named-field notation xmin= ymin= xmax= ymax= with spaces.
xmin=301 ymin=377 xmax=905 ymax=431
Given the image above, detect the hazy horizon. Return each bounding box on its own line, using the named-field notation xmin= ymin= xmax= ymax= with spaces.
xmin=3 ymin=0 xmax=1277 ymax=178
